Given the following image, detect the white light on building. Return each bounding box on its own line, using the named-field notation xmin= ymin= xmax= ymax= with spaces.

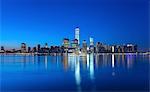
xmin=112 ymin=46 xmax=115 ymax=53
xmin=90 ymin=37 xmax=94 ymax=46
xmin=127 ymin=44 xmax=134 ymax=47
xmin=75 ymin=27 xmax=80 ymax=44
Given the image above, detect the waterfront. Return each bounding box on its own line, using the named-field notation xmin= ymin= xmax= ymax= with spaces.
xmin=0 ymin=54 xmax=149 ymax=92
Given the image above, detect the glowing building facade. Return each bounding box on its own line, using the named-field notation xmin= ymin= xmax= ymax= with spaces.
xmin=75 ymin=27 xmax=80 ymax=45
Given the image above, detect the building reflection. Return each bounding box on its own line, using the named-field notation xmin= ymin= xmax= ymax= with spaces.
xmin=122 ymin=54 xmax=125 ymax=67
xmin=127 ymin=54 xmax=134 ymax=69
xmin=111 ymin=54 xmax=115 ymax=76
xmin=67 ymin=53 xmax=96 ymax=89
xmin=18 ymin=53 xmax=135 ymax=72
xmin=89 ymin=53 xmax=95 ymax=80
xmin=51 ymin=55 xmax=57 ymax=62
xmin=87 ymin=54 xmax=90 ymax=69
xmin=31 ymin=54 xmax=35 ymax=64
xmin=101 ymin=54 xmax=110 ymax=67
xmin=96 ymin=54 xmax=104 ymax=67
xmin=21 ymin=55 xmax=27 ymax=68
xmin=80 ymin=56 xmax=87 ymax=70
xmin=68 ymin=55 xmax=75 ymax=70
xmin=117 ymin=54 xmax=120 ymax=65
xmin=67 ymin=54 xmax=81 ymax=91
xmin=112 ymin=54 xmax=115 ymax=68
xmin=0 ymin=54 xmax=4 ymax=65
xmin=95 ymin=54 xmax=99 ymax=68
xmin=56 ymin=56 xmax=60 ymax=67
xmin=44 ymin=55 xmax=48 ymax=69
xmin=37 ymin=55 xmax=41 ymax=67
xmin=74 ymin=56 xmax=81 ymax=91
xmin=63 ymin=54 xmax=69 ymax=70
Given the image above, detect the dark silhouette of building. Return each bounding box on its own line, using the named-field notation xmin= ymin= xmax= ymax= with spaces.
xmin=0 ymin=46 xmax=5 ymax=53
xmin=32 ymin=47 xmax=37 ymax=53
xmin=1 ymin=46 xmax=4 ymax=51
xmin=37 ymin=44 xmax=41 ymax=53
xmin=28 ymin=47 xmax=31 ymax=53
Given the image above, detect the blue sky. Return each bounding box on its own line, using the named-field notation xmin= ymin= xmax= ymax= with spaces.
xmin=0 ymin=0 xmax=149 ymax=50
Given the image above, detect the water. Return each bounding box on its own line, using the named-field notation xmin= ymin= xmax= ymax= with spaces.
xmin=0 ymin=54 xmax=149 ymax=92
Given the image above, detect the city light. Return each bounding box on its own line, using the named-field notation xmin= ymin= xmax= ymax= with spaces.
xmin=0 ymin=27 xmax=142 ymax=55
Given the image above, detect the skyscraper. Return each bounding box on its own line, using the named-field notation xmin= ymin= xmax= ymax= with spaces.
xmin=75 ymin=27 xmax=80 ymax=45
xmin=37 ymin=44 xmax=41 ymax=52
xmin=63 ymin=38 xmax=70 ymax=48
xmin=111 ymin=46 xmax=115 ymax=53
xmin=96 ymin=42 xmax=101 ymax=53
xmin=89 ymin=37 xmax=94 ymax=53
xmin=0 ymin=46 xmax=5 ymax=53
xmin=45 ymin=43 xmax=48 ymax=48
xmin=82 ymin=40 xmax=87 ymax=54
xmin=90 ymin=37 xmax=94 ymax=46
xmin=63 ymin=38 xmax=70 ymax=52
xmin=21 ymin=43 xmax=26 ymax=53
xmin=28 ymin=47 xmax=31 ymax=53
xmin=71 ymin=39 xmax=78 ymax=48
xmin=1 ymin=46 xmax=4 ymax=51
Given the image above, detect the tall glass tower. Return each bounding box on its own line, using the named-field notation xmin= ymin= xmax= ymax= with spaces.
xmin=90 ymin=37 xmax=94 ymax=46
xmin=75 ymin=27 xmax=80 ymax=45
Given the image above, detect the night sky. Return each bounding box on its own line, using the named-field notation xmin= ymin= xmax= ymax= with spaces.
xmin=0 ymin=0 xmax=149 ymax=50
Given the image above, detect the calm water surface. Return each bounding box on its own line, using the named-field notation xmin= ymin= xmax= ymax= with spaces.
xmin=0 ymin=54 xmax=149 ymax=92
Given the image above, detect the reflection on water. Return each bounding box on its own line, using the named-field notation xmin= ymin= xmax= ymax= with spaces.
xmin=0 ymin=54 xmax=147 ymax=73
xmin=0 ymin=54 xmax=149 ymax=91
xmin=87 ymin=54 xmax=90 ymax=69
xmin=111 ymin=54 xmax=115 ymax=76
xmin=127 ymin=54 xmax=134 ymax=69
xmin=63 ymin=55 xmax=68 ymax=70
xmin=89 ymin=53 xmax=94 ymax=80
xmin=75 ymin=56 xmax=81 ymax=91
xmin=44 ymin=56 xmax=48 ymax=69
xmin=112 ymin=54 xmax=115 ymax=68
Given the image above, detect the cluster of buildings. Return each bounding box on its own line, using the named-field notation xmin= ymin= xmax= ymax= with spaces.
xmin=0 ymin=27 xmax=138 ymax=54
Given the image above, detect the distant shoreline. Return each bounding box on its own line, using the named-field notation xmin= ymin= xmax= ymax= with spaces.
xmin=0 ymin=52 xmax=149 ymax=56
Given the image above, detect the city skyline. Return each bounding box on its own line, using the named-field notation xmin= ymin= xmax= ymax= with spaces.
xmin=0 ymin=26 xmax=146 ymax=52
xmin=1 ymin=27 xmax=138 ymax=54
xmin=0 ymin=0 xmax=149 ymax=92
xmin=1 ymin=0 xmax=149 ymax=51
